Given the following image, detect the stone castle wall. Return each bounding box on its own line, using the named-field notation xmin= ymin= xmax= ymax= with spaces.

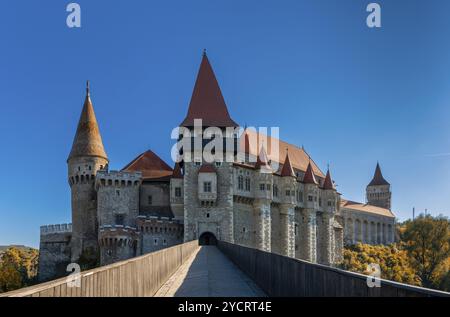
xmin=38 ymin=224 xmax=72 ymax=282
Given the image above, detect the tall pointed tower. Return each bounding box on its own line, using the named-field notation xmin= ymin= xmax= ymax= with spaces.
xmin=180 ymin=51 xmax=238 ymax=244
xmin=68 ymin=81 xmax=109 ymax=266
xmin=366 ymin=162 xmax=391 ymax=210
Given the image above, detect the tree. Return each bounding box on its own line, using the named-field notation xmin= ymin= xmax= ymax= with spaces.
xmin=401 ymin=215 xmax=450 ymax=289
xmin=340 ymin=243 xmax=420 ymax=286
xmin=0 ymin=247 xmax=39 ymax=293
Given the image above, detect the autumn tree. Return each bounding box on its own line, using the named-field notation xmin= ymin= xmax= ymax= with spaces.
xmin=0 ymin=247 xmax=39 ymax=293
xmin=340 ymin=243 xmax=420 ymax=286
xmin=401 ymin=215 xmax=450 ymax=289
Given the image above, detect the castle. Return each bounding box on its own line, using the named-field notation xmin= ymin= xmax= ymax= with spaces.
xmin=37 ymin=53 xmax=396 ymax=281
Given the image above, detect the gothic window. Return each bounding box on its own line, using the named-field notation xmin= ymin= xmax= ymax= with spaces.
xmin=148 ymin=196 xmax=153 ymax=205
xmin=273 ymin=185 xmax=278 ymax=197
xmin=327 ymin=200 xmax=333 ymax=207
xmin=215 ymin=161 xmax=222 ymax=167
xmin=308 ymin=195 xmax=313 ymax=202
xmin=259 ymin=183 xmax=265 ymax=191
xmin=245 ymin=178 xmax=251 ymax=191
xmin=238 ymin=175 xmax=244 ymax=190
xmin=203 ymin=182 xmax=212 ymax=193
xmin=175 ymin=187 xmax=182 ymax=197
xmin=285 ymin=189 xmax=291 ymax=196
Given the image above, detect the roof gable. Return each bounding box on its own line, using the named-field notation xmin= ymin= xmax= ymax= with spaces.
xmin=122 ymin=150 xmax=173 ymax=180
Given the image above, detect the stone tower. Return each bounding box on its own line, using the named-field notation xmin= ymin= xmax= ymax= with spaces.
xmin=366 ymin=162 xmax=391 ymax=210
xmin=180 ymin=51 xmax=238 ymax=244
xmin=68 ymin=81 xmax=109 ymax=266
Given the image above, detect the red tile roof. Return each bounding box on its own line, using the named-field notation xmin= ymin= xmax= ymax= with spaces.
xmin=323 ymin=169 xmax=335 ymax=190
xmin=368 ymin=162 xmax=390 ymax=186
xmin=122 ymin=150 xmax=173 ymax=181
xmin=239 ymin=130 xmax=325 ymax=178
xmin=172 ymin=163 xmax=183 ymax=179
xmin=341 ymin=199 xmax=395 ymax=218
xmin=180 ymin=52 xmax=238 ymax=128
xmin=199 ymin=164 xmax=216 ymax=173
xmin=68 ymin=81 xmax=108 ymax=162
xmin=254 ymin=146 xmax=271 ymax=171
xmin=280 ymin=152 xmax=295 ymax=177
xmin=303 ymin=162 xmax=318 ymax=185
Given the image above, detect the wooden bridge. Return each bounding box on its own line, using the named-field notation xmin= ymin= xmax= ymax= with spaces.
xmin=1 ymin=241 xmax=448 ymax=297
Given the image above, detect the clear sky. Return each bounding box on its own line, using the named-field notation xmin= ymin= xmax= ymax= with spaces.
xmin=1 ymin=0 xmax=450 ymax=248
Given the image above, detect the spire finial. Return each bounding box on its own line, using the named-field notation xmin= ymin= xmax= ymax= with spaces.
xmin=86 ymin=80 xmax=90 ymax=96
xmin=203 ymin=49 xmax=207 ymax=57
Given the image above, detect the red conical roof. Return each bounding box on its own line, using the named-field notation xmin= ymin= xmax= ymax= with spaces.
xmin=303 ymin=161 xmax=318 ymax=184
xmin=280 ymin=151 xmax=295 ymax=177
xmin=68 ymin=81 xmax=108 ymax=162
xmin=323 ymin=169 xmax=335 ymax=190
xmin=172 ymin=163 xmax=183 ymax=179
xmin=180 ymin=52 xmax=238 ymax=128
xmin=255 ymin=146 xmax=271 ymax=171
xmin=368 ymin=162 xmax=390 ymax=186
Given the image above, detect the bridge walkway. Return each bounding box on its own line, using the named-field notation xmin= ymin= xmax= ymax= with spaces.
xmin=155 ymin=246 xmax=266 ymax=297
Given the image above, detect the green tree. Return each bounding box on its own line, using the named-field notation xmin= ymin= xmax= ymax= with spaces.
xmin=401 ymin=215 xmax=450 ymax=289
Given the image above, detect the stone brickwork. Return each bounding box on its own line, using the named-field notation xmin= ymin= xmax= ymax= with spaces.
xmin=38 ymin=224 xmax=72 ymax=282
xmin=68 ymin=156 xmax=108 ymax=264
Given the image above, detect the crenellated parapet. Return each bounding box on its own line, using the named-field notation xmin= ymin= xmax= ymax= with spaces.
xmin=96 ymin=170 xmax=142 ymax=229
xmin=40 ymin=223 xmax=73 ymax=235
xmin=95 ymin=170 xmax=142 ymax=189
xmin=99 ymin=225 xmax=139 ymax=265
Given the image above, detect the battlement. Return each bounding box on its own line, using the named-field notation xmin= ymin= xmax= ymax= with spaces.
xmin=96 ymin=170 xmax=142 ymax=188
xmin=99 ymin=225 xmax=139 ymax=232
xmin=40 ymin=223 xmax=72 ymax=235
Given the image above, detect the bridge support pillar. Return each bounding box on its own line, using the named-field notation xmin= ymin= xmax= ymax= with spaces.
xmin=280 ymin=204 xmax=295 ymax=257
xmin=253 ymin=199 xmax=271 ymax=252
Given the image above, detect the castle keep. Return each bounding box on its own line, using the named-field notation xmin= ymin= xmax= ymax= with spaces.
xmin=38 ymin=53 xmax=396 ymax=281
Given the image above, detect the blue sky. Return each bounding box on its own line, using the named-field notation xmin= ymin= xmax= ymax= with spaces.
xmin=1 ymin=0 xmax=450 ymax=247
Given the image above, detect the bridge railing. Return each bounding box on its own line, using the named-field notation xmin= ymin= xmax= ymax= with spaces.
xmin=1 ymin=240 xmax=199 ymax=297
xmin=217 ymin=241 xmax=450 ymax=297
